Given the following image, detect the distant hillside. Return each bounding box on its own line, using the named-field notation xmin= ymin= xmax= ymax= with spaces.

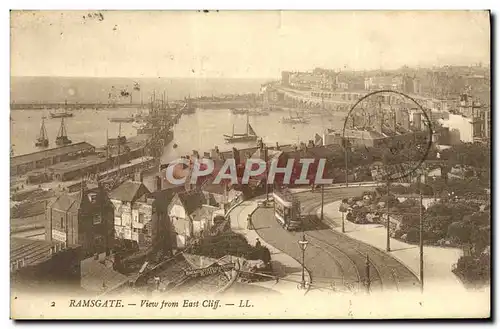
xmin=10 ymin=76 xmax=269 ymax=104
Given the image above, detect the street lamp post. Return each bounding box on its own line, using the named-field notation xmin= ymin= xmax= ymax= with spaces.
xmin=320 ymin=184 xmax=324 ymax=221
xmin=344 ymin=143 xmax=349 ymax=187
xmin=298 ymin=233 xmax=309 ymax=289
xmin=386 ymin=178 xmax=391 ymax=252
xmin=264 ymin=144 xmax=269 ymax=204
xmin=341 ymin=211 xmax=345 ymax=233
xmin=419 ymin=176 xmax=424 ymax=293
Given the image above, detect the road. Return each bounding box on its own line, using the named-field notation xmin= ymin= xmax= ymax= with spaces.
xmin=251 ymin=187 xmax=420 ymax=293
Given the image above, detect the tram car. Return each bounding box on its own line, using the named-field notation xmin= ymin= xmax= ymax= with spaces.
xmin=272 ymin=188 xmax=302 ymax=231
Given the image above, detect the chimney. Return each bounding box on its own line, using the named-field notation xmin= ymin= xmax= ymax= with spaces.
xmin=155 ymin=175 xmax=162 ymax=191
xmin=134 ymin=171 xmax=144 ymax=183
xmin=275 ymin=142 xmax=280 ymax=150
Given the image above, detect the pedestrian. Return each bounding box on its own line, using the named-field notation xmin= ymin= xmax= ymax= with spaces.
xmin=255 ymin=238 xmax=261 ymax=248
xmin=247 ymin=214 xmax=254 ymax=230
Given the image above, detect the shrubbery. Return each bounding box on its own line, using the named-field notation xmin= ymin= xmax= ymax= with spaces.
xmin=191 ymin=231 xmax=271 ymax=263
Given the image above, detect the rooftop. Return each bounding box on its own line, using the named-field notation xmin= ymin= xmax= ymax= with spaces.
xmin=47 ymin=191 xmax=82 ymax=213
xmin=48 ymin=156 xmax=107 ymax=174
xmin=191 ymin=204 xmax=219 ymax=222
xmin=11 ymin=142 xmax=95 ymax=168
xmin=81 ymin=253 xmax=129 ymax=294
xmin=175 ymin=190 xmax=207 ymax=216
xmin=10 ymin=237 xmax=66 ymax=272
xmin=109 ymin=180 xmax=151 ymax=203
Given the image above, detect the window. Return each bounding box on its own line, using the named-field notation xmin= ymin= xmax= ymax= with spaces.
xmin=93 ymin=214 xmax=102 ymax=225
xmin=94 ymin=235 xmax=104 ymax=245
xmin=88 ymin=193 xmax=97 ymax=203
xmin=138 ymin=213 xmax=145 ymax=224
xmin=60 ymin=217 xmax=65 ymax=229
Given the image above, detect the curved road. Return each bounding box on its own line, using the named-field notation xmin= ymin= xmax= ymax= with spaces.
xmin=251 ymin=187 xmax=420 ymax=293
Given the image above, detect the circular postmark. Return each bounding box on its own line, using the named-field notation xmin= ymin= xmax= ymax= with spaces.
xmin=342 ymin=90 xmax=433 ymax=182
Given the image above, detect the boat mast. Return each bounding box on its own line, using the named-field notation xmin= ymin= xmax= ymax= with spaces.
xmin=246 ymin=112 xmax=249 ymax=135
xmin=117 ymin=122 xmax=122 ymax=173
xmin=58 ymin=117 xmax=67 ymax=138
xmin=106 ymin=128 xmax=109 ymax=159
xmin=39 ymin=117 xmax=47 ymax=141
xmin=10 ymin=117 xmax=14 ymax=156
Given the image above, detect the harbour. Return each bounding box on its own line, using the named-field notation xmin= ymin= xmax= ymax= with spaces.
xmin=11 ymin=104 xmax=346 ymax=162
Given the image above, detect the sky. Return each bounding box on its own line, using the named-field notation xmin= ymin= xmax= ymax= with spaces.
xmin=10 ymin=10 xmax=491 ymax=78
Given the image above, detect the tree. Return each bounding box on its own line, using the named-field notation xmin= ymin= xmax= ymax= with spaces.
xmin=447 ymin=221 xmax=472 ymax=244
xmin=441 ymin=143 xmax=490 ymax=169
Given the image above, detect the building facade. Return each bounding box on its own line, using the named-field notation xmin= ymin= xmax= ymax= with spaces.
xmin=109 ymin=179 xmax=153 ymax=247
xmin=45 ymin=184 xmax=114 ymax=258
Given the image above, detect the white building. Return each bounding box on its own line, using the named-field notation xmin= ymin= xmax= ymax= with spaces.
xmin=109 ymin=180 xmax=153 ymax=245
xmin=439 ymin=114 xmax=474 ymax=143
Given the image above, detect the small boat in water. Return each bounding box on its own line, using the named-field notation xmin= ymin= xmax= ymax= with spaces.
xmin=50 ymin=100 xmax=74 ymax=118
xmin=231 ymin=108 xmax=248 ymax=115
xmin=35 ymin=117 xmax=49 ymax=148
xmin=109 ymin=117 xmax=134 ymax=123
xmin=248 ymin=108 xmax=270 ymax=116
xmin=281 ymin=110 xmax=310 ymax=124
xmin=55 ymin=117 xmax=72 ymax=146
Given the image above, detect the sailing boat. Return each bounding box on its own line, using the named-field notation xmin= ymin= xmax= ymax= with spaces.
xmin=55 ymin=117 xmax=72 ymax=146
xmin=35 ymin=117 xmax=49 ymax=147
xmin=223 ymin=113 xmax=258 ymax=143
xmin=50 ymin=100 xmax=74 ymax=118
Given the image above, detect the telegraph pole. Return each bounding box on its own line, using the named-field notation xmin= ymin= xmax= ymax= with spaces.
xmin=365 ymin=254 xmax=371 ymax=294
xmin=344 ymin=142 xmax=349 ymax=187
xmin=264 ymin=144 xmax=269 ymax=203
xmin=320 ymin=184 xmax=324 ymax=221
xmin=419 ymin=172 xmax=424 ymax=293
xmin=386 ymin=178 xmax=391 ymax=252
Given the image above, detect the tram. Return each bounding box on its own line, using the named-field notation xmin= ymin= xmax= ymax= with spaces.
xmin=272 ymin=188 xmax=302 ymax=231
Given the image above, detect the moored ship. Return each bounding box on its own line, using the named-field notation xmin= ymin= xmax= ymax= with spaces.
xmin=55 ymin=117 xmax=72 ymax=146
xmin=35 ymin=117 xmax=49 ymax=148
xmin=224 ymin=113 xmax=258 ymax=143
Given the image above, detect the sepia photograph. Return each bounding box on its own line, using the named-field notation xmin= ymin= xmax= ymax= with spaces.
xmin=9 ymin=9 xmax=491 ymax=319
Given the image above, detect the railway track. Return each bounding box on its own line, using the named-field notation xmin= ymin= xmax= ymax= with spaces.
xmin=295 ymin=189 xmax=420 ymax=292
